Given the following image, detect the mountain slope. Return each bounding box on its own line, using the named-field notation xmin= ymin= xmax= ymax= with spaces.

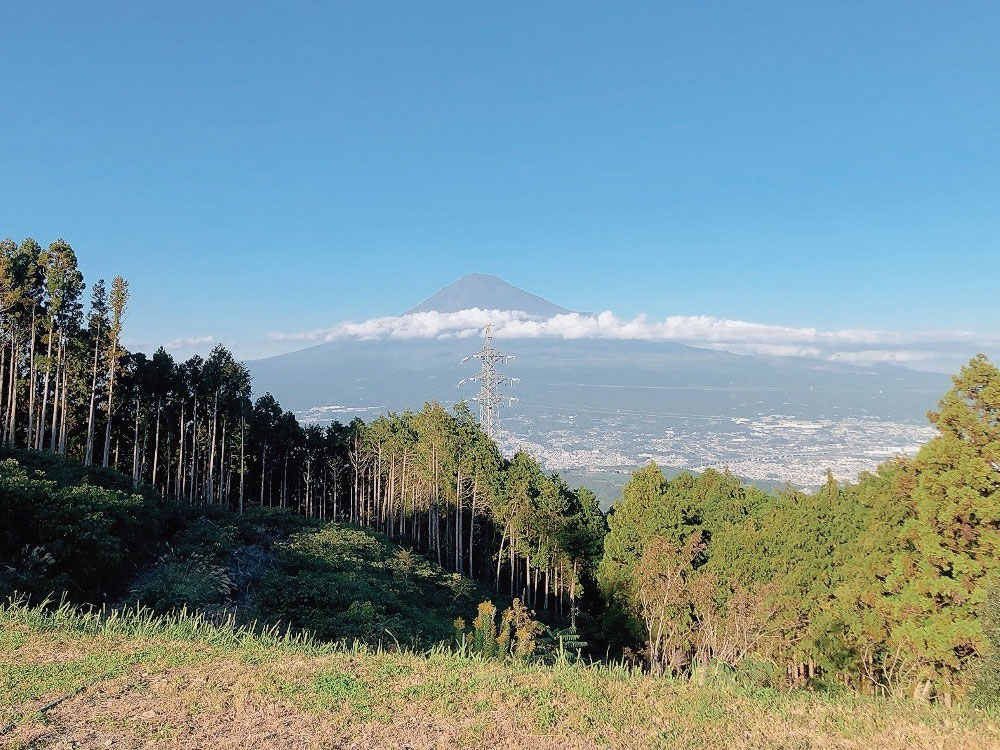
xmin=405 ymin=273 xmax=573 ymax=316
xmin=251 ymin=336 xmax=946 ymax=421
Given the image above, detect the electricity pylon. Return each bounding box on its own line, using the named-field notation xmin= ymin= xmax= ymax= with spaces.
xmin=459 ymin=324 xmax=518 ymax=440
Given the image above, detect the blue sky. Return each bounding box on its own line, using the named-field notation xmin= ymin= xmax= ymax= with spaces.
xmin=1 ymin=2 xmax=997 ymax=367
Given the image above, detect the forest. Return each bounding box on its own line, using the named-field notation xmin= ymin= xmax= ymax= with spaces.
xmin=2 ymin=235 xmax=1000 ymax=710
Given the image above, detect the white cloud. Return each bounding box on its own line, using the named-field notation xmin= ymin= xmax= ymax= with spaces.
xmin=268 ymin=308 xmax=993 ymax=373
xmin=163 ymin=335 xmax=215 ymax=350
xmin=270 ymin=308 xmax=974 ymax=347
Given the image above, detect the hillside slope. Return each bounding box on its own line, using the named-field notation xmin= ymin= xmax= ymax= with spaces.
xmin=2 ymin=602 xmax=996 ymax=750
xmin=0 ymin=449 xmax=488 ymax=647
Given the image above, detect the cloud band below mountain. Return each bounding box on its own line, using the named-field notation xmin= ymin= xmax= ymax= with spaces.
xmin=269 ymin=308 xmax=991 ymax=373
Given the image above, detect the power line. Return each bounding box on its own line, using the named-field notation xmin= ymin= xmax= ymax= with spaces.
xmin=458 ymin=324 xmax=518 ymax=440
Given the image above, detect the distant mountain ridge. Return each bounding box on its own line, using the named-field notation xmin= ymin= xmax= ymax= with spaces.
xmin=252 ymin=336 xmax=946 ymax=419
xmin=405 ymin=273 xmax=573 ymax=317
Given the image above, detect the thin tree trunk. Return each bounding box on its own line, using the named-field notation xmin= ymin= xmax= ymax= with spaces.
xmin=49 ymin=335 xmax=63 ymax=452
xmin=510 ymin=540 xmax=515 ymax=595
xmin=177 ymin=402 xmax=186 ymax=497
xmin=190 ymin=396 xmax=198 ymax=502
xmin=165 ymin=431 xmax=173 ymax=497
xmin=260 ymin=444 xmax=267 ymax=505
xmin=58 ymin=348 xmax=69 ymax=455
xmin=239 ymin=413 xmax=245 ymax=513
xmin=496 ymin=524 xmax=508 ymax=592
xmin=1 ymin=334 xmax=9 ymax=445
xmin=152 ymin=398 xmax=162 ymax=491
xmin=38 ymin=325 xmax=54 ymax=450
xmin=469 ymin=475 xmax=477 ymax=579
xmin=207 ymin=393 xmax=218 ymax=502
xmin=217 ymin=419 xmax=226 ymax=504
xmin=455 ymin=466 xmax=463 ymax=575
xmin=27 ymin=311 xmax=36 ymax=448
xmin=1 ymin=330 xmax=9 ymax=441
xmin=332 ymin=464 xmax=339 ymax=520
xmin=5 ymin=331 xmax=18 ymax=445
xmin=132 ymin=397 xmax=141 ymax=483
xmin=84 ymin=321 xmax=102 ymax=464
xmin=102 ymin=335 xmax=118 ymax=466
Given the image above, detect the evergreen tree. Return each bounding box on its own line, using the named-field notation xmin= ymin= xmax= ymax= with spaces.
xmin=887 ymin=355 xmax=1000 ymax=702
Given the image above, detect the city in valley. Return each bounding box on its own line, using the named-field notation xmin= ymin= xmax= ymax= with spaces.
xmin=502 ymin=410 xmax=936 ymax=491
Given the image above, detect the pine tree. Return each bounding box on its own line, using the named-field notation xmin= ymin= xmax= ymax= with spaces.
xmin=887 ymin=355 xmax=1000 ymax=702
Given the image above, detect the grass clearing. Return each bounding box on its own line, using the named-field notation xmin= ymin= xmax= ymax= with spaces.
xmin=2 ymin=601 xmax=999 ymax=749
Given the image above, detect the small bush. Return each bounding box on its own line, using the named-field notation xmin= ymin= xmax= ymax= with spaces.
xmin=460 ymin=598 xmax=543 ymax=662
xmin=170 ymin=517 xmax=238 ymax=559
xmin=0 ymin=545 xmax=56 ymax=596
xmin=130 ymin=551 xmax=234 ymax=614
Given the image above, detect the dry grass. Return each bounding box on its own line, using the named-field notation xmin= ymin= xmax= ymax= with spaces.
xmin=2 ymin=603 xmax=999 ymax=749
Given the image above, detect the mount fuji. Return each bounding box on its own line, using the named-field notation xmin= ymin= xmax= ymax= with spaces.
xmin=405 ymin=273 xmax=575 ymax=317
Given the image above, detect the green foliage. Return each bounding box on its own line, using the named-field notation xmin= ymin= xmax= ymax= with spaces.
xmin=0 ymin=448 xmax=490 ymax=649
xmin=884 ymin=355 xmax=1000 ymax=696
xmin=0 ymin=452 xmax=161 ymax=601
xmin=0 ymin=446 xmax=142 ymax=495
xmin=129 ymin=551 xmax=234 ymax=614
xmin=258 ymin=525 xmax=486 ymax=645
xmin=469 ymin=601 xmax=500 ymax=658
xmin=3 ymin=234 xmax=609 ymax=661
xmin=352 ymin=406 xmax=607 ymax=648
xmin=459 ymin=598 xmax=545 ymax=663
xmin=539 ymin=624 xmax=589 ymax=663
xmin=598 ymin=356 xmax=1000 ymax=702
xmin=5 ymin=273 xmax=1000 ymax=710
xmin=597 ymin=463 xmax=709 ymax=648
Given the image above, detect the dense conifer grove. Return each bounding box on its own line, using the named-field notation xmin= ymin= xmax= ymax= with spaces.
xmin=3 ymin=235 xmax=999 ymax=706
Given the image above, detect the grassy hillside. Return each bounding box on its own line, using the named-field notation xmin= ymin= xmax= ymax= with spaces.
xmin=0 ymin=449 xmax=488 ymax=647
xmin=2 ymin=601 xmax=998 ymax=749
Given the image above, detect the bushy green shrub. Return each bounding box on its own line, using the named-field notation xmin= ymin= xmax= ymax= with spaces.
xmin=0 ymin=545 xmax=56 ymax=597
xmin=258 ymin=525 xmax=483 ymax=645
xmin=731 ymin=658 xmax=784 ymax=689
xmin=0 ymin=456 xmax=161 ymax=601
xmin=539 ymin=624 xmax=589 ymax=663
xmin=1 ymin=450 xmax=489 ymax=653
xmin=129 ymin=551 xmax=234 ymax=614
xmin=0 ymin=447 xmax=146 ymax=496
xmin=469 ymin=601 xmax=500 ymax=658
xmin=459 ymin=598 xmax=543 ymax=662
xmin=170 ymin=517 xmax=238 ymax=559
